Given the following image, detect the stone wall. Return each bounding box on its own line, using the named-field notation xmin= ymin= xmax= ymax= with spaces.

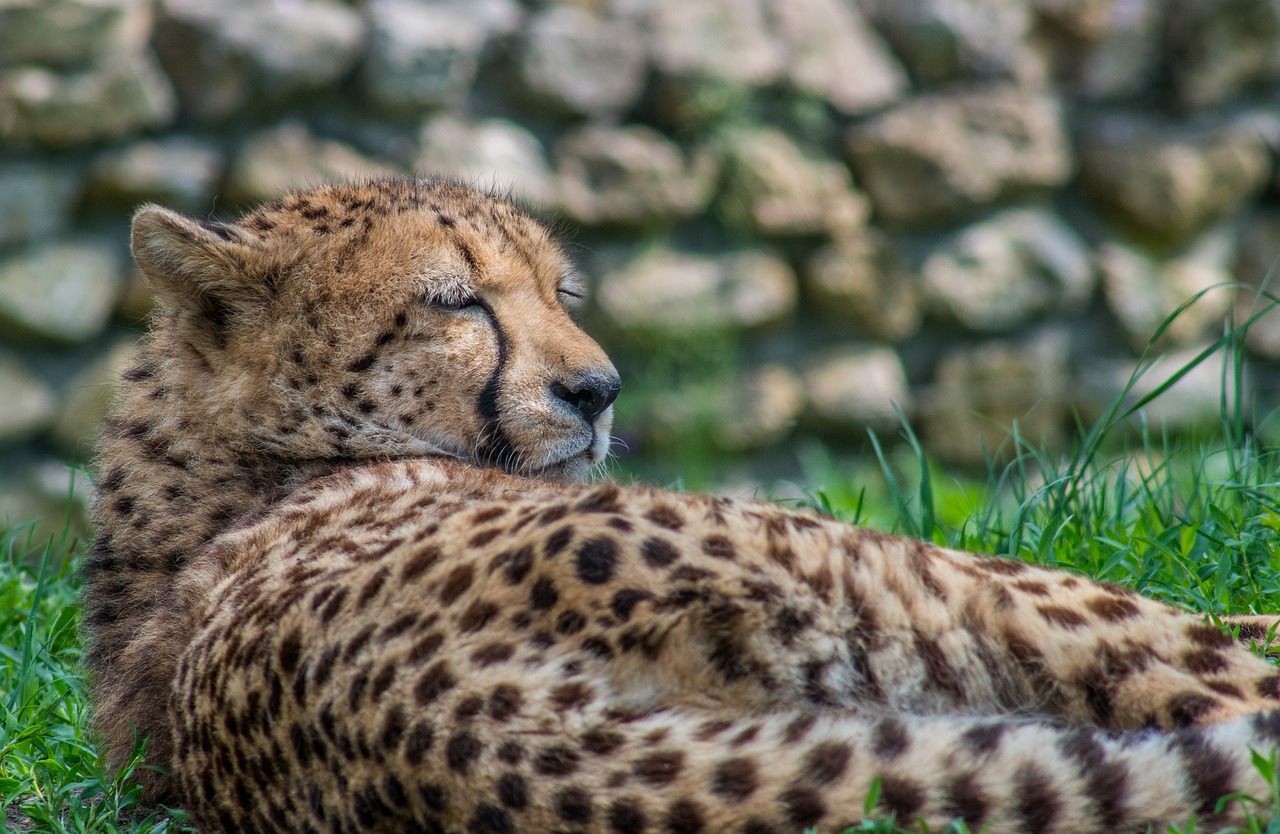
xmin=2 ymin=0 xmax=1280 ymax=536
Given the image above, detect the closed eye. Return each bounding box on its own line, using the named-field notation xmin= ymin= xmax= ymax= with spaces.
xmin=558 ymin=289 xmax=584 ymax=301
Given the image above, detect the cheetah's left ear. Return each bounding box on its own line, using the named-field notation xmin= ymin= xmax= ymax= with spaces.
xmin=131 ymin=205 xmax=264 ymax=314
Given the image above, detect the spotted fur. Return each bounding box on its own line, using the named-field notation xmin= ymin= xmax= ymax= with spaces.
xmin=88 ymin=179 xmax=1280 ymax=834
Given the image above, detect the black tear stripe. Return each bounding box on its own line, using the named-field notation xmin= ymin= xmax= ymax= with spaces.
xmin=473 ymin=299 xmax=515 ymax=469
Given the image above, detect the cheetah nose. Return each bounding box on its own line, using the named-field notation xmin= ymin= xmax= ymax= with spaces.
xmin=551 ymin=372 xmax=622 ymax=422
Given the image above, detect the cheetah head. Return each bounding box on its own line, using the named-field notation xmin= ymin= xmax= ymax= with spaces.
xmin=129 ymin=179 xmax=620 ymax=481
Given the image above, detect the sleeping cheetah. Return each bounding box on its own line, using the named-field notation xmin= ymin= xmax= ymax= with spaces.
xmin=87 ymin=178 xmax=1280 ymax=834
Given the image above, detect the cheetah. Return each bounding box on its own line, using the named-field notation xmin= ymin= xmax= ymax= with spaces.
xmin=87 ymin=178 xmax=1280 ymax=834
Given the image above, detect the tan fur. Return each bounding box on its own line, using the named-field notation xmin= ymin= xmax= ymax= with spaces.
xmin=88 ymin=179 xmax=1280 ymax=834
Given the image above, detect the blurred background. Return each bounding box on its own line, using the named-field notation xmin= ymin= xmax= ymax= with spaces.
xmin=2 ymin=0 xmax=1280 ymax=541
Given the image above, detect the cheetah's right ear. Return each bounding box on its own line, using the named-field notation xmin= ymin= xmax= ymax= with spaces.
xmin=130 ymin=205 xmax=262 ymax=313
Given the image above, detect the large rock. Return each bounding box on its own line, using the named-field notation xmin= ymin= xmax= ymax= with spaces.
xmin=1166 ymin=0 xmax=1280 ymax=109
xmin=1099 ymin=232 xmax=1237 ymax=352
xmin=0 ymin=460 xmax=95 ymax=549
xmin=417 ymin=115 xmax=554 ymax=208
xmin=1233 ymin=212 xmax=1280 ymax=359
xmin=556 ymin=126 xmax=717 ymax=227
xmin=713 ymin=364 xmax=804 ymax=452
xmin=0 ymin=51 xmax=174 ymax=145
xmin=863 ymin=0 xmax=1047 ymax=84
xmin=0 ymin=0 xmax=150 ymax=69
xmin=717 ymin=128 xmax=870 ymax=237
xmin=153 ymin=0 xmax=365 ymax=123
xmin=0 ymin=351 xmax=55 ymax=446
xmin=802 ymin=346 xmax=912 ymax=434
xmin=645 ymin=0 xmax=783 ymax=86
xmin=0 ymin=240 xmax=122 ymax=344
xmin=1077 ymin=346 xmax=1249 ymax=432
xmin=921 ymin=208 xmax=1095 ymax=331
xmin=767 ymin=0 xmax=907 ymax=114
xmin=597 ymin=249 xmax=796 ymax=337
xmin=515 ymin=4 xmax=647 ymax=117
xmin=847 ymin=87 xmax=1072 ymax=228
xmin=921 ymin=334 xmax=1070 ymax=466
xmin=360 ymin=0 xmax=520 ymax=113
xmin=86 ymin=136 xmax=224 ymax=214
xmin=226 ymin=123 xmax=401 ymax=206
xmin=1081 ymin=116 xmax=1271 ymax=248
xmin=0 ymin=161 xmax=81 ymax=246
xmin=51 ymin=340 xmax=138 ymax=457
xmin=804 ymin=230 xmax=922 ymax=342
xmin=1035 ymin=0 xmax=1163 ymax=100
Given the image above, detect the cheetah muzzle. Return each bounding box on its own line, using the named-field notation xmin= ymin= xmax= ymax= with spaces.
xmin=86 ymin=178 xmax=1280 ymax=834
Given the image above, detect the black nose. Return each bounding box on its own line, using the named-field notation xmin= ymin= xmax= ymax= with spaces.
xmin=552 ymin=372 xmax=622 ymax=422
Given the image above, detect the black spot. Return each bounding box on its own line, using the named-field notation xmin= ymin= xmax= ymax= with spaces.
xmin=439 ymin=564 xmax=475 ymax=606
xmin=612 ymin=589 xmax=652 ymax=622
xmin=534 ymin=745 xmax=580 ymax=777
xmin=470 ymin=803 xmax=512 ymax=834
xmin=701 ymin=535 xmax=736 ymax=560
xmin=414 ymin=661 xmax=456 ymax=704
xmin=803 ymin=741 xmax=853 ymax=784
xmin=942 ymin=772 xmax=988 ymax=828
xmin=487 ymin=684 xmax=522 ymax=721
xmin=497 ymin=773 xmax=529 ymax=809
xmin=641 ymin=538 xmax=679 ymax=568
xmin=664 ymin=799 xmax=704 ymax=834
xmin=403 ymin=722 xmax=434 ymax=764
xmin=871 ymin=718 xmax=909 ymax=760
xmin=583 ymin=726 xmax=626 ymax=755
xmin=608 ymin=798 xmax=648 ymax=834
xmin=556 ymin=610 xmax=587 ymax=635
xmin=779 ymin=785 xmax=826 ymax=828
xmin=545 ymin=526 xmax=575 ymax=558
xmin=878 ymin=774 xmax=925 ymax=819
xmin=1011 ymin=766 xmax=1061 ymax=832
xmin=576 ymin=537 xmax=618 ymax=584
xmin=348 ymin=352 xmax=378 ymax=373
xmin=554 ymin=786 xmax=594 ymax=824
xmin=959 ymin=723 xmax=1005 ymax=755
xmin=1175 ymin=730 xmax=1236 ymax=815
xmin=711 ymin=757 xmax=757 ymax=800
xmin=633 ymin=750 xmax=684 ymax=786
xmin=530 ymin=577 xmax=559 ymax=610
xmin=446 ymin=731 xmax=483 ymax=774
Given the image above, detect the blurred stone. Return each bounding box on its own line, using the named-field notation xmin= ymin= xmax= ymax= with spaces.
xmin=226 ymin=123 xmax=401 ymax=206
xmin=921 ymin=334 xmax=1069 ymax=466
xmin=713 ymin=364 xmax=804 ymax=452
xmin=804 ymin=230 xmax=922 ymax=342
xmin=116 ymin=267 xmax=155 ymax=325
xmin=0 ymin=0 xmax=151 ymax=69
xmin=51 ymin=340 xmax=138 ymax=457
xmin=556 ymin=126 xmax=717 ymax=227
xmin=597 ymin=249 xmax=796 ymax=337
xmin=516 ymin=4 xmax=647 ymax=116
xmin=1081 ymin=115 xmax=1271 ymax=247
xmin=803 ymin=346 xmax=911 ymax=434
xmin=0 ymin=351 xmax=55 ymax=446
xmin=0 ymin=460 xmax=94 ymax=549
xmin=767 ymin=0 xmax=907 ymax=114
xmin=1078 ymin=346 xmax=1248 ymax=432
xmin=646 ymin=0 xmax=783 ymax=86
xmin=416 ymin=115 xmax=554 ymax=208
xmin=847 ymin=87 xmax=1072 ymax=229
xmin=153 ymin=0 xmax=364 ymax=123
xmin=361 ymin=0 xmax=520 ymax=112
xmin=0 ymin=51 xmax=174 ymax=145
xmin=921 ymin=208 xmax=1095 ymax=331
xmin=0 ymin=161 xmax=80 ymax=246
xmin=863 ymin=0 xmax=1047 ymax=85
xmin=1099 ymin=232 xmax=1237 ymax=352
xmin=1037 ymin=0 xmax=1163 ymax=99
xmin=718 ymin=128 xmax=870 ymax=237
xmin=1232 ymin=211 xmax=1280 ymax=359
xmin=1166 ymin=0 xmax=1280 ymax=110
xmin=86 ymin=136 xmax=223 ymax=214
xmin=0 ymin=240 xmax=121 ymax=344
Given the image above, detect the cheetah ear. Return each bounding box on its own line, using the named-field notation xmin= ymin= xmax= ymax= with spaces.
xmin=130 ymin=205 xmax=263 ymax=313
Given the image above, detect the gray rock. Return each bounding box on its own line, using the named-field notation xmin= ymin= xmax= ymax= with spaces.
xmin=0 ymin=240 xmax=122 ymax=344
xmin=0 ymin=0 xmax=150 ymax=69
xmin=767 ymin=0 xmax=907 ymax=114
xmin=0 ymin=351 xmax=55 ymax=446
xmin=847 ymin=87 xmax=1072 ymax=228
xmin=516 ymin=4 xmax=647 ymax=117
xmin=51 ymin=340 xmax=138 ymax=456
xmin=86 ymin=136 xmax=224 ymax=214
xmin=1166 ymin=0 xmax=1280 ymax=110
xmin=361 ymin=0 xmax=521 ymax=112
xmin=1099 ymin=232 xmax=1237 ymax=352
xmin=0 ymin=160 xmax=80 ymax=246
xmin=921 ymin=208 xmax=1095 ymax=331
xmin=416 ymin=115 xmax=554 ymax=208
xmin=1233 ymin=212 xmax=1280 ymax=359
xmin=713 ymin=364 xmax=804 ymax=452
xmin=1036 ymin=0 xmax=1163 ymax=100
xmin=804 ymin=230 xmax=922 ymax=342
xmin=718 ymin=128 xmax=870 ymax=237
xmin=1078 ymin=346 xmax=1248 ymax=432
xmin=556 ymin=126 xmax=717 ymax=227
xmin=1081 ymin=115 xmax=1271 ymax=247
xmin=803 ymin=346 xmax=912 ymax=434
xmin=153 ymin=0 xmax=365 ymax=123
xmin=646 ymin=0 xmax=783 ymax=86
xmin=863 ymin=0 xmax=1048 ymax=85
xmin=226 ymin=123 xmax=401 ymax=206
xmin=0 ymin=51 xmax=174 ymax=145
xmin=597 ymin=249 xmax=796 ymax=337
xmin=0 ymin=460 xmax=94 ymax=548
xmin=921 ymin=333 xmax=1070 ymax=466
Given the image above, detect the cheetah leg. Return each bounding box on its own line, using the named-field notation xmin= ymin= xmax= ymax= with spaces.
xmin=835 ymin=533 xmax=1280 ymax=730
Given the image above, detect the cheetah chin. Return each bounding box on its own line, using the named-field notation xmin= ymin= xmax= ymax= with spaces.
xmin=86 ymin=178 xmax=1280 ymax=834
